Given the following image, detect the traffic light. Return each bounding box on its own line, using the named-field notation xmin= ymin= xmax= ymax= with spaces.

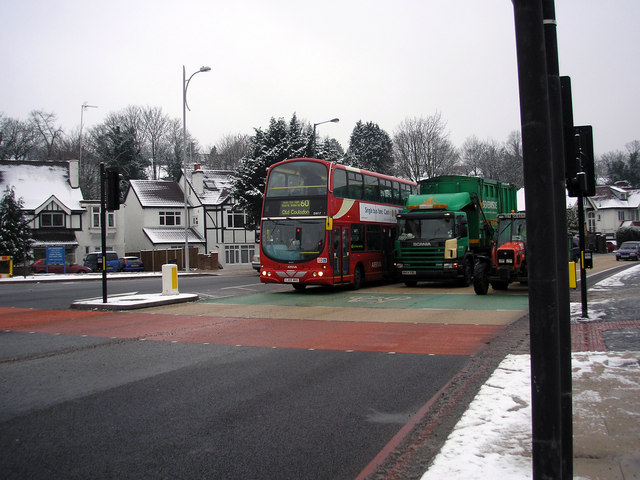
xmin=105 ymin=167 xmax=120 ymax=210
xmin=561 ymin=77 xmax=595 ymax=197
xmin=573 ymin=125 xmax=596 ymax=197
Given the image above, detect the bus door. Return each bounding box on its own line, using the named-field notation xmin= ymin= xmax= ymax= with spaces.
xmin=332 ymin=226 xmax=350 ymax=283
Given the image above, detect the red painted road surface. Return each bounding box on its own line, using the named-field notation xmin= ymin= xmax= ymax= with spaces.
xmin=0 ymin=307 xmax=503 ymax=356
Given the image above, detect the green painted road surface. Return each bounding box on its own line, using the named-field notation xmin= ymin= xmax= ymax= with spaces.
xmin=204 ymin=291 xmax=529 ymax=311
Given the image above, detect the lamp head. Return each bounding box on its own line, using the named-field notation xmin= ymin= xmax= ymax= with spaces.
xmin=200 ymin=66 xmax=212 ymax=72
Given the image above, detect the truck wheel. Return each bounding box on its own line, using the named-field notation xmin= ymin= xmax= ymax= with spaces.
xmin=459 ymin=258 xmax=473 ymax=287
xmin=491 ymin=280 xmax=509 ymax=290
xmin=473 ymin=262 xmax=489 ymax=295
xmin=404 ymin=280 xmax=417 ymax=287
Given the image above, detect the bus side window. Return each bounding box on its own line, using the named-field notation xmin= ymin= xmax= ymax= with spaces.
xmin=364 ymin=175 xmax=379 ymax=202
xmin=333 ymin=169 xmax=347 ymax=198
xmin=347 ymin=172 xmax=363 ymax=199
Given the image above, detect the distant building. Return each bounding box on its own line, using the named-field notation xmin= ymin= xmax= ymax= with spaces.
xmin=583 ymin=182 xmax=640 ymax=238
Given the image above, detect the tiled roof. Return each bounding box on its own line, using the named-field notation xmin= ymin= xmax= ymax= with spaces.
xmin=129 ymin=180 xmax=186 ymax=207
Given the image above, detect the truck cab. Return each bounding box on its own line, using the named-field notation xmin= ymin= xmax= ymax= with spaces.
xmin=395 ymin=204 xmax=474 ymax=287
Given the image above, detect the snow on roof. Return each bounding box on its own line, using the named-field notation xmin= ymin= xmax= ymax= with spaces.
xmin=0 ymin=161 xmax=83 ymax=211
xmin=589 ymin=188 xmax=640 ymax=210
xmin=142 ymin=227 xmax=204 ymax=245
xmin=186 ymin=168 xmax=235 ymax=206
xmin=129 ymin=180 xmax=186 ymax=207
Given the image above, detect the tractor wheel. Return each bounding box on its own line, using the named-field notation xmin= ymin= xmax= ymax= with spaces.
xmin=473 ymin=262 xmax=489 ymax=295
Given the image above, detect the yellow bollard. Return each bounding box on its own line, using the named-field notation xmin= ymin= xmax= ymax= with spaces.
xmin=568 ymin=261 xmax=577 ymax=289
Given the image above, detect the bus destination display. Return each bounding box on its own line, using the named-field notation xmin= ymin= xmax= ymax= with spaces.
xmin=263 ymin=197 xmax=327 ymax=217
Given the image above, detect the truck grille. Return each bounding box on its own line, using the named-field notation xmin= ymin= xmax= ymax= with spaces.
xmin=398 ymin=246 xmax=444 ymax=269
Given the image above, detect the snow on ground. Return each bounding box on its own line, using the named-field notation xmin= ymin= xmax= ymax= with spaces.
xmin=421 ymin=264 xmax=640 ymax=480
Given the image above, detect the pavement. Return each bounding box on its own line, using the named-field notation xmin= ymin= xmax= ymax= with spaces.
xmin=1 ymin=257 xmax=639 ymax=479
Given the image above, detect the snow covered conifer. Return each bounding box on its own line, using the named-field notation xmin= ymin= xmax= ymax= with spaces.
xmin=0 ymin=187 xmax=32 ymax=263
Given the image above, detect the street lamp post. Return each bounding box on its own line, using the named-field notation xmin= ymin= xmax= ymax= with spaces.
xmin=79 ymin=102 xmax=98 ymax=169
xmin=183 ymin=65 xmax=211 ymax=272
xmin=312 ymin=118 xmax=339 ymax=157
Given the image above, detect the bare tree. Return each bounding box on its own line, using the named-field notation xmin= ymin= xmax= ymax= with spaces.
xmin=0 ymin=114 xmax=38 ymax=161
xmin=141 ymin=106 xmax=171 ymax=179
xmin=460 ymin=133 xmax=523 ymax=187
xmin=460 ymin=136 xmax=505 ymax=180
xmin=502 ymin=131 xmax=524 ymax=187
xmin=29 ymin=110 xmax=63 ymax=159
xmin=460 ymin=136 xmax=486 ymax=177
xmin=393 ymin=113 xmax=458 ymax=181
xmin=209 ymin=133 xmax=251 ymax=170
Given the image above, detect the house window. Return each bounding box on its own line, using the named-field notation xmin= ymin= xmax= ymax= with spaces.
xmin=91 ymin=206 xmax=115 ymax=228
xmin=40 ymin=211 xmax=64 ymax=227
xmin=160 ymin=211 xmax=182 ymax=226
xmin=225 ymin=244 xmax=255 ymax=264
xmin=618 ymin=211 xmax=625 ymax=221
xmin=226 ymin=210 xmax=247 ymax=229
xmin=587 ymin=211 xmax=596 ymax=232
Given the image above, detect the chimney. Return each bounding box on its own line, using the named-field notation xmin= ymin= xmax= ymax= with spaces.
xmin=68 ymin=159 xmax=79 ymax=188
xmin=192 ymin=169 xmax=204 ymax=196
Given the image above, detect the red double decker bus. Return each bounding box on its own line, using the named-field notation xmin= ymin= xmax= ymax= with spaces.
xmin=258 ymin=158 xmax=417 ymax=290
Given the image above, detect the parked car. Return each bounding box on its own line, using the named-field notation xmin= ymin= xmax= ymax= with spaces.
xmin=606 ymin=241 xmax=617 ymax=253
xmin=119 ymin=256 xmax=144 ymax=272
xmin=615 ymin=241 xmax=640 ymax=261
xmin=32 ymin=259 xmax=92 ymax=274
xmin=251 ymin=254 xmax=261 ymax=271
xmin=83 ymin=251 xmax=120 ymax=271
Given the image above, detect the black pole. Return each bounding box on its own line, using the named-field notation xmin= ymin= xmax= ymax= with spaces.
xmin=100 ymin=163 xmax=108 ymax=303
xmin=541 ymin=1 xmax=573 ymax=477
xmin=512 ymin=1 xmax=564 ymax=478
xmin=578 ymin=192 xmax=588 ymax=317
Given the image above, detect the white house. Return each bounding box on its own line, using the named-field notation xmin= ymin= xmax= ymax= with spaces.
xmin=0 ymin=160 xmax=83 ymax=263
xmin=75 ymin=199 xmax=125 ymax=259
xmin=583 ymin=183 xmax=640 ymax=238
xmin=180 ymin=165 xmax=258 ymax=267
xmin=122 ymin=179 xmax=205 ymax=255
xmin=0 ymin=159 xmax=126 ymax=263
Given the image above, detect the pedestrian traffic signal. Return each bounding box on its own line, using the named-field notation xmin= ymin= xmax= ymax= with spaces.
xmin=106 ymin=167 xmax=120 ymax=210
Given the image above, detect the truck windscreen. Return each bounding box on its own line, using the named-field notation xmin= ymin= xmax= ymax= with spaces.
xmin=398 ymin=217 xmax=454 ymax=241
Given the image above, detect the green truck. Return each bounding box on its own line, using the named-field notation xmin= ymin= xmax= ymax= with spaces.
xmin=394 ymin=175 xmax=518 ymax=286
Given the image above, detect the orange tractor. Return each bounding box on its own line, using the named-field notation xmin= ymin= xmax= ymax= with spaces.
xmin=473 ymin=212 xmax=527 ymax=295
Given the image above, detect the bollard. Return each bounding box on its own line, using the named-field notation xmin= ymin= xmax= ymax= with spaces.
xmin=568 ymin=261 xmax=577 ymax=289
xmin=161 ymin=264 xmax=179 ymax=295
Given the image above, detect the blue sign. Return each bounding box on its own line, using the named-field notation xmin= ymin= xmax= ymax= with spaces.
xmin=46 ymin=246 xmax=66 ymax=273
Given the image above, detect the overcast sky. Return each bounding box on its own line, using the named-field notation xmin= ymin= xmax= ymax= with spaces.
xmin=1 ymin=0 xmax=638 ymax=157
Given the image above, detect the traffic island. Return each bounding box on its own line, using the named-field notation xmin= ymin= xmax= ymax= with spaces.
xmin=70 ymin=293 xmax=199 ymax=311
